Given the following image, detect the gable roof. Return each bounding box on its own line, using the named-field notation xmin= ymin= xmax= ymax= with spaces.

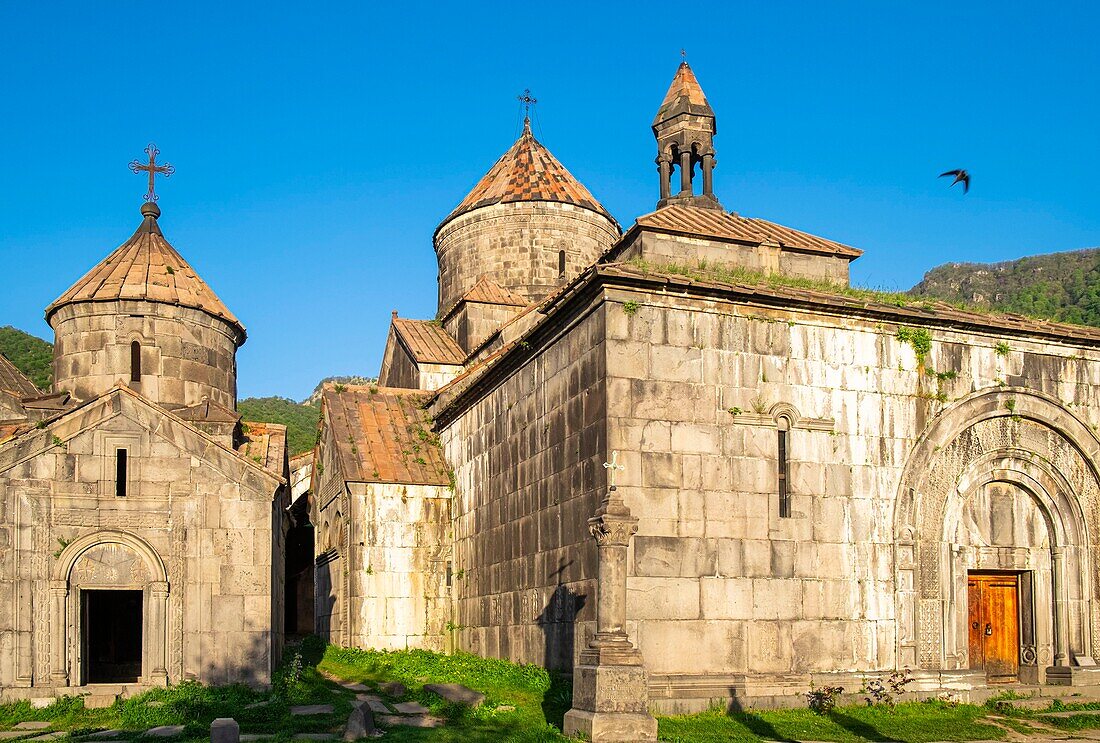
xmin=238 ymin=421 xmax=288 ymax=478
xmin=321 ymin=385 xmax=450 ymax=486
xmin=630 ymin=204 xmax=862 ymax=259
xmin=0 ymin=385 xmax=284 ymax=490
xmin=0 ymin=353 xmax=39 ymax=398
xmin=392 ymin=318 xmax=466 ymax=365
xmin=175 ymin=396 xmax=241 ymax=424
xmin=46 ymin=204 xmax=245 ymax=338
xmin=438 ymin=119 xmax=616 ymax=230
xmin=462 ymin=276 xmax=528 ymax=307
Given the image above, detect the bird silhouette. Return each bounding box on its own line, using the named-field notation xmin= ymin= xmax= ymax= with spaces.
xmin=939 ymin=169 xmax=970 ymax=193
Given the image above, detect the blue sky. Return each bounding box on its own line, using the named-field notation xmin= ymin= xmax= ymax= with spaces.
xmin=0 ymin=1 xmax=1097 ymax=400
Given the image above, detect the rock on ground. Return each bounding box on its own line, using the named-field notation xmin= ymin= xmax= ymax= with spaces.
xmin=377 ymin=682 xmax=406 ymax=698
xmin=392 ymin=701 xmax=429 ymax=715
xmin=378 ymin=715 xmax=443 ymax=729
xmin=290 ymin=705 xmax=334 ymax=716
xmin=423 ymin=683 xmax=486 ymax=708
xmin=343 ymin=703 xmax=376 ymax=741
xmin=143 ymin=726 xmax=186 ymax=738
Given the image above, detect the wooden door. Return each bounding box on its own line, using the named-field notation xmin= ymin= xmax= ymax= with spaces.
xmin=968 ymin=574 xmax=1020 ymax=683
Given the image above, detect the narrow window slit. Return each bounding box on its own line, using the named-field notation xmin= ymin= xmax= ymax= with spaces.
xmin=778 ymin=420 xmax=791 ymax=518
xmin=130 ymin=341 xmax=141 ymax=382
xmin=115 ymin=449 xmax=128 ymax=498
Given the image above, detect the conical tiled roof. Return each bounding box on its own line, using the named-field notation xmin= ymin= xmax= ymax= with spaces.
xmin=653 ymin=62 xmax=715 ymax=127
xmin=46 ymin=203 xmax=244 ymax=338
xmin=439 ymin=119 xmax=614 ymax=229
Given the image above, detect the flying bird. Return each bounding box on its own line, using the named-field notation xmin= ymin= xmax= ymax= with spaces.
xmin=939 ymin=169 xmax=970 ymax=193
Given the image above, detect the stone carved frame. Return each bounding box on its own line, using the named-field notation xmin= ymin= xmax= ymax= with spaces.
xmin=895 ymin=388 xmax=1100 ymax=674
xmin=51 ymin=530 xmax=169 ymax=687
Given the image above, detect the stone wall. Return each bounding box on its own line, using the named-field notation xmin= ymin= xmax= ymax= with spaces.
xmin=49 ymin=300 xmax=240 ymax=409
xmin=438 ymin=305 xmax=607 ymax=672
xmin=599 ymin=285 xmax=1100 ymax=708
xmin=434 ymin=201 xmax=619 ymax=316
xmin=345 ymin=482 xmax=452 ymax=651
xmin=0 ymin=389 xmax=282 ymax=700
xmin=444 ymin=302 xmax=525 ymax=354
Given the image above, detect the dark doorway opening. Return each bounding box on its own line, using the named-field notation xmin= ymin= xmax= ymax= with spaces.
xmin=83 ymin=589 xmax=143 ymax=683
xmin=285 ymin=494 xmax=316 ymax=636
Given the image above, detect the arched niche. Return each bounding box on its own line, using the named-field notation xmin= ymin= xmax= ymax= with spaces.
xmin=894 ymin=388 xmax=1100 ymax=680
xmin=50 ymin=531 xmax=169 ymax=687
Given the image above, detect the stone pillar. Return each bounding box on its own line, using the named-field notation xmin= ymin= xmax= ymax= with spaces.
xmin=148 ymin=581 xmax=170 ymax=683
xmin=1051 ymin=547 xmax=1068 ymax=666
xmin=701 ymin=153 xmax=715 ymax=197
xmin=563 ymin=479 xmax=657 ymax=742
xmin=657 ymin=157 xmax=671 ymax=201
xmin=49 ymin=580 xmax=69 ymax=686
xmin=679 ymin=149 xmax=692 ymax=195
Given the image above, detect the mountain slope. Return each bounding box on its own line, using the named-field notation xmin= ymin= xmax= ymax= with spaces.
xmin=910 ymin=248 xmax=1100 ymax=327
xmin=0 ymin=326 xmax=51 ymax=391
xmin=237 ymin=396 xmax=320 ymax=456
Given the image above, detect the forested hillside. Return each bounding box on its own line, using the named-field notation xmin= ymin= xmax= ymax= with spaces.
xmin=237 ymin=397 xmax=320 ymax=456
xmin=910 ymin=248 xmax=1100 ymax=326
xmin=0 ymin=326 xmax=51 ymax=391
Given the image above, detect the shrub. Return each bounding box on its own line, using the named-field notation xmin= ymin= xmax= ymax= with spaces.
xmin=806 ymin=684 xmax=844 ymax=715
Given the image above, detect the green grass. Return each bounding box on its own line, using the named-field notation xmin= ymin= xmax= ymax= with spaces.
xmin=319 ymin=645 xmax=573 ymax=742
xmin=658 ymin=701 xmax=1006 ymax=742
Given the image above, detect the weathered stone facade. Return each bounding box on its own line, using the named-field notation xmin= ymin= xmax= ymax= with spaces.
xmin=324 ymin=61 xmax=1100 ymax=725
xmin=0 ymin=203 xmax=288 ymax=703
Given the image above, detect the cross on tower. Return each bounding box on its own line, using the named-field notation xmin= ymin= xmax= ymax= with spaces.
xmin=129 ymin=143 xmax=175 ymax=202
xmin=517 ymin=88 xmax=538 ymax=118
xmin=603 ymin=451 xmax=625 ymax=489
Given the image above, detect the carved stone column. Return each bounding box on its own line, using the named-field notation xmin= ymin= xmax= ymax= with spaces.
xmin=148 ymin=581 xmax=169 ymax=684
xmin=49 ymin=580 xmax=69 ymax=686
xmin=1051 ymin=547 xmax=1068 ymax=666
xmin=679 ymin=149 xmax=693 ymax=195
xmin=563 ymin=468 xmax=657 ymax=742
xmin=701 ymin=153 xmax=716 ymax=197
xmin=657 ymin=156 xmax=672 ymax=201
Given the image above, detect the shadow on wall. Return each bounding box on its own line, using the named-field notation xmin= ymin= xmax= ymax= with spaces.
xmin=536 ymin=559 xmax=587 ymax=673
xmin=195 ymin=628 xmax=276 ymax=689
xmin=314 ymin=553 xmax=339 ymax=644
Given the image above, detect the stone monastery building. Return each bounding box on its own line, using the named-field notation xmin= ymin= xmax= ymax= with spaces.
xmin=5 ymin=61 xmax=1100 ymax=726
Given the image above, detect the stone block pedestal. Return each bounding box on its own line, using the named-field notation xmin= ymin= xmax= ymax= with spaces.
xmin=564 ymin=660 xmax=657 ymax=741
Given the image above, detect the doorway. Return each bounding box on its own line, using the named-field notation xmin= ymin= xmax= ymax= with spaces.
xmin=82 ymin=590 xmax=143 ymax=683
xmin=968 ymin=573 xmax=1019 ymax=683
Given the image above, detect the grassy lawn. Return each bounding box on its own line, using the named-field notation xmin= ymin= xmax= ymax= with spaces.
xmin=4 ymin=641 xmax=1092 ymax=742
xmin=658 ymin=702 xmax=1006 ymax=742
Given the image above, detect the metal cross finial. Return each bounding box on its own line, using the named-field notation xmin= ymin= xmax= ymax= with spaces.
xmin=129 ymin=143 xmax=175 ymax=202
xmin=603 ymin=451 xmax=625 ymax=488
xmin=681 ymin=48 xmax=687 ymax=62
xmin=517 ymin=88 xmax=538 ymax=118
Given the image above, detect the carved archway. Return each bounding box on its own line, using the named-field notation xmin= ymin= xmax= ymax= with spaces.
xmin=895 ymin=388 xmax=1100 ymax=677
xmin=51 ymin=531 xmax=169 ymax=686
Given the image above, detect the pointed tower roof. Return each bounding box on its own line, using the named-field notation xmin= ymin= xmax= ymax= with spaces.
xmin=46 ymin=203 xmax=245 ymax=338
xmin=653 ymin=61 xmax=715 ymax=129
xmin=438 ymin=119 xmax=615 ymax=229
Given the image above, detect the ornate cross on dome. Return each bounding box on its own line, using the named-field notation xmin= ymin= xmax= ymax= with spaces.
xmin=129 ymin=143 xmax=175 ymax=202
xmin=603 ymin=451 xmax=624 ymax=488
xmin=517 ymin=89 xmax=538 ymax=118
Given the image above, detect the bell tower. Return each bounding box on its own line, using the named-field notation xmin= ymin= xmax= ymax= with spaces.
xmin=653 ymin=61 xmax=721 ymax=210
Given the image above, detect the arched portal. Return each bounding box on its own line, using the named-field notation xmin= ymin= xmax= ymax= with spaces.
xmin=895 ymin=388 xmax=1100 ymax=684
xmin=51 ymin=531 xmax=169 ymax=687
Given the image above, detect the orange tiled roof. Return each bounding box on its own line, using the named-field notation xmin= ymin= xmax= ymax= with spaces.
xmin=322 ymin=385 xmax=450 ymax=486
xmin=46 ymin=205 xmax=244 ymax=337
xmin=0 ymin=354 xmax=39 ymax=398
xmin=463 ymin=277 xmax=528 ymax=307
xmin=439 ymin=119 xmax=614 ymax=227
xmin=393 ymin=318 xmax=465 ymax=365
xmin=633 ymin=205 xmax=862 ymax=258
xmin=237 ymin=421 xmax=288 ymax=477
xmin=654 ymin=61 xmax=713 ymax=125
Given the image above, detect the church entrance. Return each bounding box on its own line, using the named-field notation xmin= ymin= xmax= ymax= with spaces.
xmin=968 ymin=573 xmax=1019 ymax=683
xmin=82 ymin=590 xmax=143 ymax=683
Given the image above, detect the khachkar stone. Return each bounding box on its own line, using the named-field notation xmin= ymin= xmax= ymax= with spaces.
xmin=564 ymin=453 xmax=658 ymax=742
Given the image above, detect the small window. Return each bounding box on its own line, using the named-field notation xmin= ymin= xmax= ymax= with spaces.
xmin=115 ymin=449 xmax=128 ymax=498
xmin=558 ymin=249 xmax=566 ymax=277
xmin=777 ymin=417 xmax=791 ymax=518
xmin=130 ymin=341 xmax=141 ymax=382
